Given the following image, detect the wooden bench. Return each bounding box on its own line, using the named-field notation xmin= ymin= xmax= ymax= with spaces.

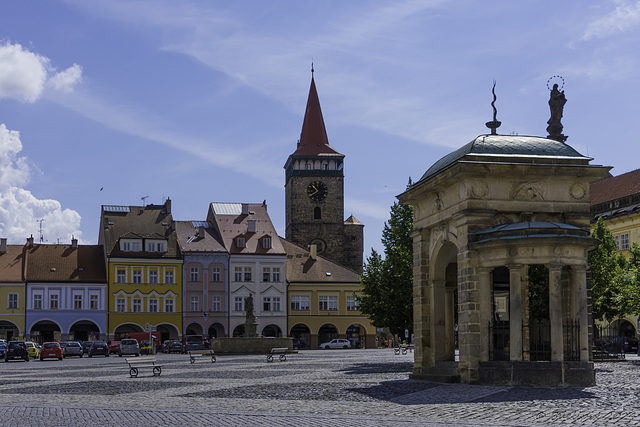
xmin=266 ymin=347 xmax=289 ymax=362
xmin=126 ymin=356 xmax=163 ymax=377
xmin=189 ymin=350 xmax=216 ymax=364
xmin=394 ymin=344 xmax=413 ymax=355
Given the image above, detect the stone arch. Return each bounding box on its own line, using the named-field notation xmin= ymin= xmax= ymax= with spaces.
xmin=232 ymin=324 xmax=245 ymax=337
xmin=429 ymin=239 xmax=459 ymax=362
xmin=185 ymin=322 xmax=203 ymax=336
xmin=69 ymin=320 xmax=101 ymax=342
xmin=113 ymin=323 xmax=143 ymax=340
xmin=208 ymin=322 xmax=225 ymax=338
xmin=156 ymin=323 xmax=180 ymax=342
xmin=346 ymin=323 xmax=366 ymax=348
xmin=30 ymin=320 xmax=62 ymax=343
xmin=0 ymin=320 xmax=21 ymax=340
xmin=612 ymin=319 xmax=636 ymax=337
xmin=290 ymin=323 xmax=311 ymax=349
xmin=318 ymin=323 xmax=338 ymax=347
xmin=261 ymin=324 xmax=282 ymax=337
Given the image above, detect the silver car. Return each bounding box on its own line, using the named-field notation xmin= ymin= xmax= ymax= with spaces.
xmin=63 ymin=341 xmax=83 ymax=357
xmin=118 ymin=339 xmax=140 ymax=357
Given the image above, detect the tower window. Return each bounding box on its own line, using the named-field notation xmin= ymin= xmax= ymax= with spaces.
xmin=314 ymin=207 xmax=321 ymax=219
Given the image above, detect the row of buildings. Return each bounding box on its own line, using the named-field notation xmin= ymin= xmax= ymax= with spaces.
xmin=0 ymin=74 xmax=376 ymax=349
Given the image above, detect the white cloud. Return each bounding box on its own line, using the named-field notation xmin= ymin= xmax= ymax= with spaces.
xmin=0 ymin=42 xmax=83 ymax=102
xmin=583 ymin=0 xmax=640 ymax=40
xmin=0 ymin=124 xmax=83 ymax=244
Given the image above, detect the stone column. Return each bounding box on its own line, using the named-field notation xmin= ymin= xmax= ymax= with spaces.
xmin=508 ymin=265 xmax=523 ymax=361
xmin=478 ymin=267 xmax=492 ymax=361
xmin=445 ymin=287 xmax=456 ymax=360
xmin=549 ymin=263 xmax=564 ymax=362
xmin=432 ymin=279 xmax=446 ymax=363
xmin=572 ymin=265 xmax=589 ymax=361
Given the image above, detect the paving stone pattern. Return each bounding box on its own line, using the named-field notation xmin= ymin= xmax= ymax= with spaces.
xmin=1 ymin=349 xmax=640 ymax=426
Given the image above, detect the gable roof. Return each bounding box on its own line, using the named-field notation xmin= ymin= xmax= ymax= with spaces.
xmin=175 ymin=221 xmax=226 ymax=253
xmin=590 ymin=168 xmax=640 ymax=206
xmin=207 ymin=203 xmax=285 ymax=256
xmin=0 ymin=245 xmax=26 ymax=283
xmin=25 ymin=244 xmax=106 ymax=282
xmin=280 ymin=238 xmax=359 ymax=283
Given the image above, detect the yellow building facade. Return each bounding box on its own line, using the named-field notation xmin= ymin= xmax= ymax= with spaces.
xmin=0 ymin=243 xmax=26 ymax=340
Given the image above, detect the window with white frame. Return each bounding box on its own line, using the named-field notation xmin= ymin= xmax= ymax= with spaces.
xmin=234 ymin=267 xmax=242 ymax=282
xmin=132 ymin=298 xmax=142 ymax=312
xmin=33 ymin=294 xmax=43 ymax=310
xmin=50 ymin=294 xmax=59 ymax=310
xmin=620 ymin=233 xmax=630 ymax=250
xmin=149 ymin=298 xmax=158 ymax=313
xmin=164 ymin=269 xmax=174 ymax=284
xmin=90 ymin=294 xmax=99 ymax=310
xmin=212 ymin=296 xmax=221 ymax=312
xmin=132 ymin=270 xmax=142 ymax=284
xmin=120 ymin=239 xmax=142 ymax=252
xmin=116 ymin=298 xmax=126 ymax=312
xmin=263 ymin=297 xmax=271 ymax=311
xmin=148 ymin=270 xmax=158 ymax=284
xmin=164 ymin=298 xmax=174 ymax=313
xmin=8 ymin=293 xmax=18 ymax=309
xmin=290 ymin=295 xmax=310 ymax=311
xmin=319 ymin=295 xmax=338 ymax=311
xmin=212 ymin=266 xmax=221 ymax=282
xmin=272 ymin=267 xmax=280 ymax=282
xmin=190 ymin=296 xmax=199 ymax=312
xmin=263 ymin=267 xmax=271 ymax=282
xmin=262 ymin=237 xmax=271 ymax=249
xmin=273 ymin=296 xmax=281 ymax=312
xmin=244 ymin=267 xmax=252 ymax=282
xmin=146 ymin=240 xmax=167 ymax=252
xmin=116 ymin=268 xmax=126 ymax=284
xmin=234 ymin=296 xmax=244 ymax=311
xmin=347 ymin=296 xmax=358 ymax=311
xmin=74 ymin=294 xmax=83 ymax=310
xmin=190 ymin=266 xmax=199 ymax=282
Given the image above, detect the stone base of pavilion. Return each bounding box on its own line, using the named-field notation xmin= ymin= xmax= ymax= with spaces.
xmin=478 ymin=361 xmax=595 ymax=387
xmin=409 ymin=361 xmax=460 ymax=383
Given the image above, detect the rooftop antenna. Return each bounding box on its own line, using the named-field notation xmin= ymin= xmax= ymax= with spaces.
xmin=37 ymin=219 xmax=45 ymax=243
xmin=485 ymin=80 xmax=501 ymax=135
xmin=141 ymin=196 xmax=149 ymax=206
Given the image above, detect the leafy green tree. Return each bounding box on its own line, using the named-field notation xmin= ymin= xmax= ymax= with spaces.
xmin=357 ymin=184 xmax=413 ymax=336
xmin=590 ymin=217 xmax=629 ymax=321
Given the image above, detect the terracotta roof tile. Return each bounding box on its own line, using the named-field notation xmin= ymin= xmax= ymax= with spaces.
xmin=0 ymin=245 xmax=26 ymax=282
xmin=25 ymin=244 xmax=106 ymax=282
xmin=590 ymin=169 xmax=640 ymax=206
xmin=280 ymin=238 xmax=359 ymax=283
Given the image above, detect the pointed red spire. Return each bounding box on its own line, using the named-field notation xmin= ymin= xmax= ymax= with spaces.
xmin=292 ymin=75 xmax=341 ymax=156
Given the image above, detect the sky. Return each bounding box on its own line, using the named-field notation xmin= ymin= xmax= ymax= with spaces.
xmin=1 ymin=0 xmax=640 ymax=258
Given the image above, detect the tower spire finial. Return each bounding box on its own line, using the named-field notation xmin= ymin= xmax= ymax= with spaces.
xmin=311 ymin=61 xmax=314 ymax=76
xmin=485 ymin=80 xmax=501 ymax=135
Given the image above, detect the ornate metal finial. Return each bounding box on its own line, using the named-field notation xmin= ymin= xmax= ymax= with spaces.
xmin=546 ymin=75 xmax=567 ymax=142
xmin=485 ymin=80 xmax=501 ymax=135
xmin=311 ymin=61 xmax=314 ymax=75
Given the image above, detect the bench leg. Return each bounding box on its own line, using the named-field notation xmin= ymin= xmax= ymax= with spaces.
xmin=394 ymin=349 xmax=400 ymax=355
xmin=267 ymin=354 xmax=273 ymax=362
xmin=402 ymin=349 xmax=407 ymax=355
xmin=129 ymin=368 xmax=138 ymax=378
xmin=210 ymin=355 xmax=216 ymax=363
xmin=190 ymin=356 xmax=195 ymax=364
xmin=153 ymin=366 xmax=162 ymax=376
xmin=279 ymin=354 xmax=286 ymax=362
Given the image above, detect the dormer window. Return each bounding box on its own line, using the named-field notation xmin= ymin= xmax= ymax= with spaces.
xmin=120 ymin=239 xmax=142 ymax=252
xmin=146 ymin=240 xmax=167 ymax=252
xmin=237 ymin=237 xmax=246 ymax=248
xmin=262 ymin=237 xmax=271 ymax=249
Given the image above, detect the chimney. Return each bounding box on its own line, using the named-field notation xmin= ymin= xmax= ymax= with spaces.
xmin=71 ymin=237 xmax=78 ymax=248
xmin=165 ymin=198 xmax=171 ymax=214
xmin=198 ymin=226 xmax=205 ymax=238
xmin=309 ymin=244 xmax=317 ymax=260
xmin=241 ymin=203 xmax=249 ymax=215
xmin=27 ymin=235 xmax=34 ymax=246
xmin=0 ymin=238 xmax=6 ymax=254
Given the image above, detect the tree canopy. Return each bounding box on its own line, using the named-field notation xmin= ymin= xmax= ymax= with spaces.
xmin=357 ymin=183 xmax=413 ymax=336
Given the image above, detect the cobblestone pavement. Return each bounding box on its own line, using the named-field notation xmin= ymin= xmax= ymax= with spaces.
xmin=1 ymin=349 xmax=640 ymax=426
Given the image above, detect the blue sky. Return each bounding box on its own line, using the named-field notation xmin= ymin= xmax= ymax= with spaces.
xmin=1 ymin=0 xmax=639 ymax=258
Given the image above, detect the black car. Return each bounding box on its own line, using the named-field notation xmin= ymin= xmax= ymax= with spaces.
xmin=167 ymin=341 xmax=184 ymax=354
xmin=88 ymin=341 xmax=109 ymax=357
xmin=0 ymin=342 xmax=6 ymax=358
xmin=605 ymin=336 xmax=639 ymax=353
xmin=5 ymin=341 xmax=29 ymax=362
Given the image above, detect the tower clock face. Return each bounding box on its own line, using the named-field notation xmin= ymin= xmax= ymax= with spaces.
xmin=306 ymin=181 xmax=328 ymax=201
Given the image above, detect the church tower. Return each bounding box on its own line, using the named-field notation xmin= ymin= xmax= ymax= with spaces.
xmin=284 ymin=72 xmax=363 ymax=272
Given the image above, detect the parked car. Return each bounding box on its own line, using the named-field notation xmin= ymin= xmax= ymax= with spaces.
xmin=605 ymin=336 xmax=639 ymax=353
xmin=320 ymin=339 xmax=352 ymax=349
xmin=81 ymin=341 xmax=94 ymax=355
xmin=167 ymin=341 xmax=184 ymax=354
xmin=118 ymin=339 xmax=140 ymax=357
xmin=88 ymin=342 xmax=109 ymax=357
xmin=62 ymin=341 xmax=83 ymax=358
xmin=40 ymin=342 xmax=63 ymax=361
xmin=109 ymin=341 xmax=121 ymax=354
xmin=25 ymin=341 xmax=40 ymax=358
xmin=0 ymin=342 xmax=6 ymax=358
xmin=5 ymin=341 xmax=29 ymax=362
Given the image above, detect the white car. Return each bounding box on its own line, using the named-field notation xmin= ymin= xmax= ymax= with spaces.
xmin=320 ymin=339 xmax=351 ymax=349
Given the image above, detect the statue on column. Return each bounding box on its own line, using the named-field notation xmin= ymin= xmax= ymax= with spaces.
xmin=244 ymin=293 xmax=254 ymax=319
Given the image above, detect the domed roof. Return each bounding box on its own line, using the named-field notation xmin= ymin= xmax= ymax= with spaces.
xmin=418 ymin=134 xmax=592 ymax=183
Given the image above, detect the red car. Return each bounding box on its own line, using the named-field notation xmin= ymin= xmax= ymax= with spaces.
xmin=40 ymin=342 xmax=63 ymax=361
xmin=109 ymin=341 xmax=121 ymax=354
